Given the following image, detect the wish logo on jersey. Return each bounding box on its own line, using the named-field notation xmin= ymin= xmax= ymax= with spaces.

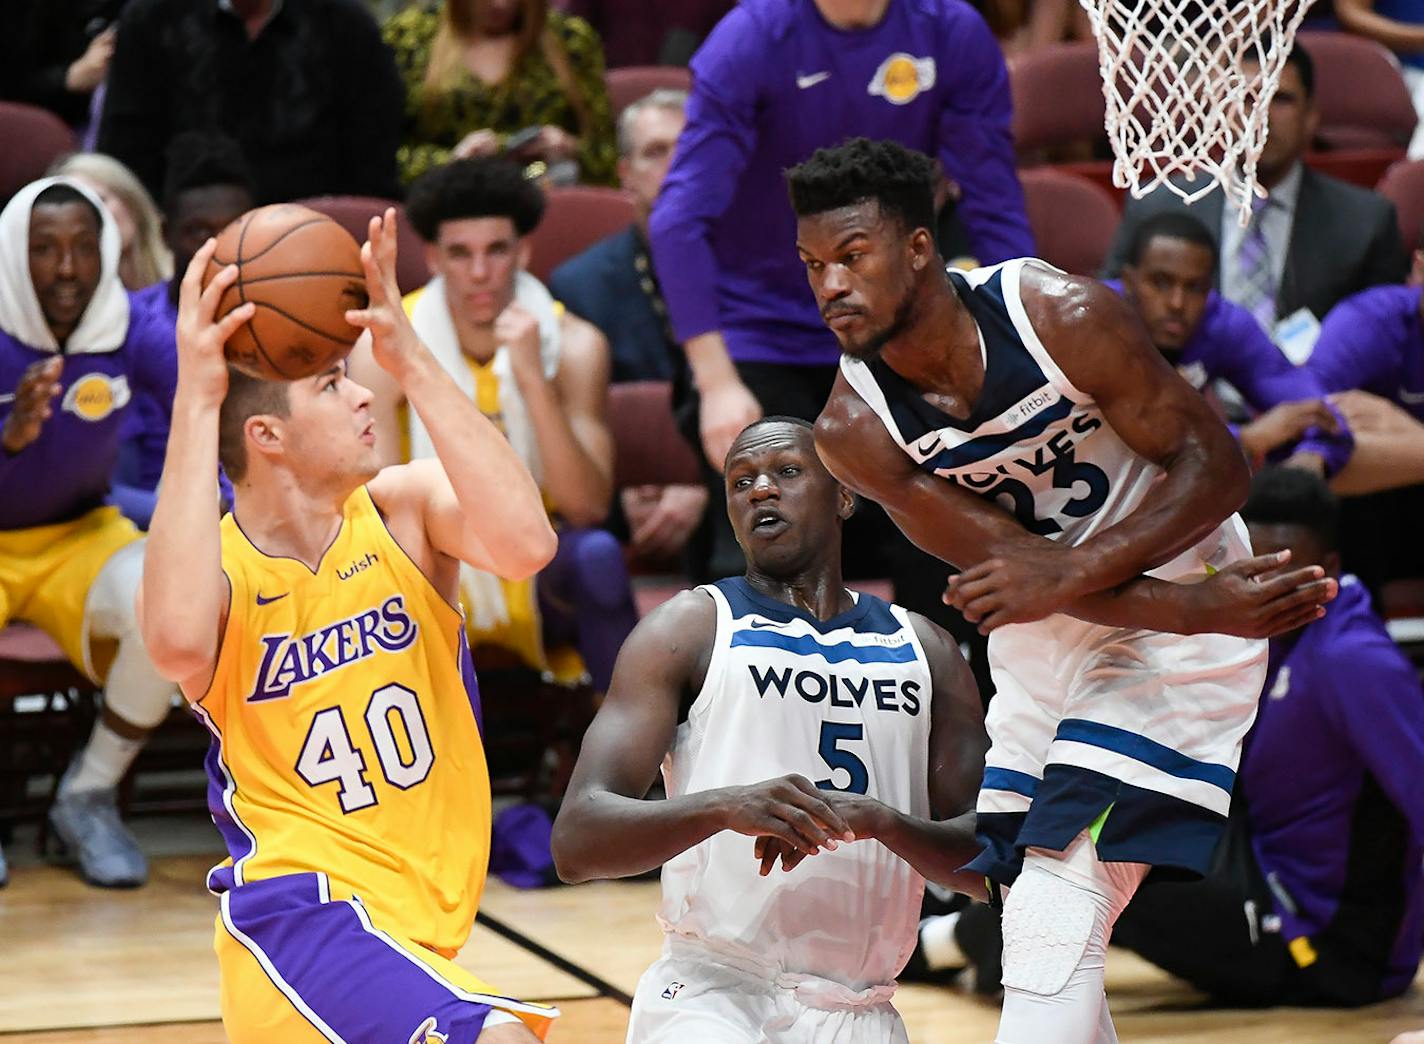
xmin=248 ymin=595 xmax=417 ymax=703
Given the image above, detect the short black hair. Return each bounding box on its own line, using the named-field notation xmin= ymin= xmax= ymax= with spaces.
xmin=726 ymin=416 xmax=817 ymax=466
xmin=1247 ymin=40 xmax=1315 ymax=100
xmin=33 ymin=183 xmax=102 ymax=228
xmin=1125 ymin=211 xmax=1219 ymax=268
xmin=1241 ymin=465 xmax=1339 ymax=549
xmin=785 ymin=137 xmax=937 ymax=235
xmin=219 ymin=368 xmax=290 ymax=483
xmin=161 ymin=132 xmax=255 ymax=215
xmin=405 ymin=158 xmax=546 ymax=243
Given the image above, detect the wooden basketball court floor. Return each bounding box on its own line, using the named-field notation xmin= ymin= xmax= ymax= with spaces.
xmin=2 ymin=839 xmax=1422 ymax=1044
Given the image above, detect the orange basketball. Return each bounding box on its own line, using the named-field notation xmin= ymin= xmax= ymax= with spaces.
xmin=205 ymin=204 xmax=368 ymax=381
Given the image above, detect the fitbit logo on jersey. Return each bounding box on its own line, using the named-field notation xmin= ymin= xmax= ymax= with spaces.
xmin=748 ymin=665 xmax=921 ymax=715
xmin=247 ymin=596 xmax=417 ymax=702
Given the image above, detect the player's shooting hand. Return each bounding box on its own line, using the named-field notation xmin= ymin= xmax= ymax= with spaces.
xmin=1238 ymin=400 xmax=1339 ymax=469
xmin=943 ymin=545 xmax=1083 ymax=634
xmin=723 ymin=774 xmax=856 ymax=866
xmin=1 ymin=357 xmax=64 ymax=454
xmin=1184 ymin=551 xmax=1338 ymax=638
xmin=175 ymin=238 xmax=253 ymax=407
xmin=346 ymin=209 xmax=421 ymax=380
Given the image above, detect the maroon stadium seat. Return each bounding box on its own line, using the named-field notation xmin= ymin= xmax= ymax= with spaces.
xmin=526 ymin=185 xmax=638 ymax=282
xmin=607 ymin=381 xmax=702 ymax=489
xmin=1018 ymin=168 xmax=1122 ymax=276
xmin=1377 ymin=158 xmax=1424 ymax=253
xmin=605 ymin=65 xmax=693 ymax=122
xmin=1299 ymin=31 xmax=1417 ymax=151
xmin=295 ymin=195 xmax=431 ymax=296
xmin=1009 ymin=43 xmax=1107 ymax=157
xmin=0 ymin=102 xmax=78 ymax=206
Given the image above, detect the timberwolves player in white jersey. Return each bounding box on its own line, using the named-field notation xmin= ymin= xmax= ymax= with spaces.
xmin=552 ymin=417 xmax=988 ymax=1043
xmin=791 ymin=139 xmax=1339 ymax=1044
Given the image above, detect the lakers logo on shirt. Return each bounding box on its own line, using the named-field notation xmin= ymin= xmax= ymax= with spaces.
xmin=248 ymin=595 xmax=418 ymax=702
xmin=868 ymin=53 xmax=936 ymax=105
xmin=408 ymin=1017 xmax=449 ymax=1044
xmin=61 ymin=373 xmax=130 ymax=422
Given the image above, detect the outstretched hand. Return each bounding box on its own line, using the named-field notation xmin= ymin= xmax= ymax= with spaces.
xmin=1185 ymin=551 xmax=1337 ymax=638
xmin=345 ymin=208 xmax=423 ymax=379
xmin=175 ymin=237 xmax=255 ymax=407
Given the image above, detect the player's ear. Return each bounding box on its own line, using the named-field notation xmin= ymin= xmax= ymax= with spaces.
xmin=245 ymin=414 xmax=284 ymax=460
xmin=517 ymin=237 xmax=532 ymax=272
xmin=837 ymin=484 xmax=856 ymax=520
xmin=909 ymin=227 xmax=935 ymax=272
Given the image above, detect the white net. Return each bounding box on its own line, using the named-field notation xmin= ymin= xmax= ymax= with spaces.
xmin=1077 ymin=0 xmax=1317 ymax=222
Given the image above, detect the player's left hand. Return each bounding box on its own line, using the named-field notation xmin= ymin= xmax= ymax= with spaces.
xmin=754 ymin=791 xmax=887 ymax=875
xmin=943 ymin=546 xmax=1083 ymax=633
xmin=346 ymin=208 xmax=422 ymax=380
xmin=1238 ymin=399 xmax=1339 ymax=469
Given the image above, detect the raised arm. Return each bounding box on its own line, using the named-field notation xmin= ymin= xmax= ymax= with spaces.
xmin=552 ymin=591 xmax=854 ymax=883
xmin=352 ymin=210 xmax=555 ymax=580
xmin=816 ymin=371 xmax=1333 ymax=637
xmin=139 ymin=243 xmax=254 ymax=692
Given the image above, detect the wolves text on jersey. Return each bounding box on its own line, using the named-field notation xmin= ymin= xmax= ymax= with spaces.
xmin=248 ymin=596 xmax=417 ymax=703
xmin=937 ymin=411 xmax=1108 ymax=536
xmin=748 ymin=664 xmax=922 ymax=716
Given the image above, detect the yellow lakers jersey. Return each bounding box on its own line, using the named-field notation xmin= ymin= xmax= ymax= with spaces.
xmin=197 ymin=486 xmax=491 ymax=957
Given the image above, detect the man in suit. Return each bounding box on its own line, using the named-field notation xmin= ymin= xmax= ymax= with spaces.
xmin=1103 ymin=43 xmax=1408 ymax=333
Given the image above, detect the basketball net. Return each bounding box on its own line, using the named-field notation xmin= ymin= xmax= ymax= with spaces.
xmin=1078 ymin=0 xmax=1317 ymax=223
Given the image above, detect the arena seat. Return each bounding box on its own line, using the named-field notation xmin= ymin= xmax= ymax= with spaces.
xmin=1018 ymin=168 xmax=1122 ymax=276
xmin=605 ymin=65 xmax=693 ymax=121
xmin=1299 ymin=31 xmax=1417 ymax=151
xmin=294 ymin=195 xmax=431 ymax=295
xmin=526 ymin=185 xmax=637 ymax=282
xmin=1009 ymin=43 xmax=1107 ymax=159
xmin=1377 ymin=159 xmax=1424 ymax=254
xmin=0 ymin=625 xmax=98 ymax=835
xmin=0 ymin=102 xmax=78 ymax=206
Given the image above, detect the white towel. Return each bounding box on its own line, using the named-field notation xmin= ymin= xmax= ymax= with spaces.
xmin=406 ymin=270 xmax=561 ymax=632
xmin=0 ymin=176 xmax=128 ymax=354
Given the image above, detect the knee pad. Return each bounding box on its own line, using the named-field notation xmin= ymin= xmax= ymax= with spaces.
xmin=85 ymin=541 xmax=146 ymax=640
xmin=1000 ymin=865 xmax=1101 ymax=997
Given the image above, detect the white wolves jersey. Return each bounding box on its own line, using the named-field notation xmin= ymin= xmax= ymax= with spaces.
xmin=658 ymin=577 xmax=932 ymax=992
xmin=840 ymin=258 xmax=1250 ymax=580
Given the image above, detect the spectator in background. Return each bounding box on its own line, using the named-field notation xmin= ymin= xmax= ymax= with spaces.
xmin=0 ymin=177 xmax=179 ymax=889
xmin=11 ymin=1 xmax=122 ymax=131
xmin=97 ymin=0 xmax=404 ymax=205
xmin=1111 ymin=212 xmax=1354 ymax=477
xmin=1306 ymin=264 xmax=1424 ymax=595
xmin=350 ymin=159 xmax=637 ymax=694
xmin=384 ymin=0 xmax=617 ymax=187
xmin=1104 ymin=45 xmax=1407 ymax=341
xmin=552 ymin=0 xmax=732 ymax=66
xmin=649 ymin=0 xmax=1032 ymax=655
xmin=1334 ymin=0 xmax=1424 ymax=158
xmin=1113 ymin=468 xmax=1424 ymax=1009
xmin=549 ymin=88 xmax=707 ymax=567
xmin=113 ymin=133 xmax=255 ymax=530
xmin=51 ymin=152 xmax=171 ymax=291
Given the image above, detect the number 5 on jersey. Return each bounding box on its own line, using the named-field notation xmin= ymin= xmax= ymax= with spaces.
xmin=816 ymin=720 xmax=869 ymax=795
xmin=296 ymin=683 xmax=435 ymax=812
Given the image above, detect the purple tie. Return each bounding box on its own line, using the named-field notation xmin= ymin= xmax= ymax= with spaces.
xmin=1236 ymin=194 xmax=1277 ymax=331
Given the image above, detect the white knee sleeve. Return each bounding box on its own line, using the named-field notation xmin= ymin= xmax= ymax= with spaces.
xmin=85 ymin=542 xmax=175 ymax=730
xmin=1001 ymin=864 xmax=1100 ymax=996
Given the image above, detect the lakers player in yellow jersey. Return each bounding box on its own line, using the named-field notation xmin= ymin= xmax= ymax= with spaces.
xmin=138 ymin=210 xmax=561 ymax=1044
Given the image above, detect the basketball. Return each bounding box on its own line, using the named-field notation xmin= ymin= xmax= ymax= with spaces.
xmin=204 ymin=204 xmax=368 ymax=381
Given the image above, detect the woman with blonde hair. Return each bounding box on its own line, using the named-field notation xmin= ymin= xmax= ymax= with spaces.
xmin=50 ymin=152 xmax=173 ymax=290
xmin=384 ymin=0 xmax=617 ymax=186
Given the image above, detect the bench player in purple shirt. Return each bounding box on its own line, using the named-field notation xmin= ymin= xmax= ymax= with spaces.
xmin=0 ymin=177 xmax=179 ymax=888
xmin=1111 ymin=211 xmax=1354 ymax=478
xmin=119 ymin=133 xmax=255 ymax=528
xmin=1115 ymin=467 xmax=1424 ymax=1007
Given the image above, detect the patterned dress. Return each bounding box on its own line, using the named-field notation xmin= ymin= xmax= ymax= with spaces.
xmin=384 ymin=4 xmax=617 ymax=186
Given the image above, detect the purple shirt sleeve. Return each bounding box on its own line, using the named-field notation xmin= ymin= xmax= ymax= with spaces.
xmin=1306 ymin=289 xmax=1408 ymax=396
xmin=1197 ymin=296 xmax=1354 ymax=475
xmin=933 ymin=14 xmax=1034 ymax=263
xmin=648 ymin=7 xmax=765 ymax=343
xmin=1321 ymin=633 xmax=1424 ymax=847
